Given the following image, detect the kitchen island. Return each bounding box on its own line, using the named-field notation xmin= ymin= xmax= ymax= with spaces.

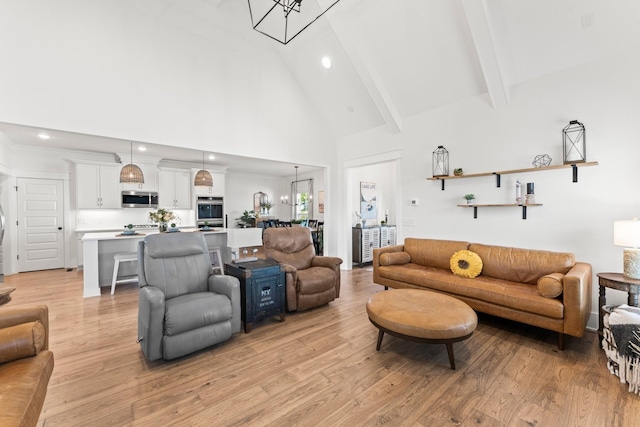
xmin=81 ymin=229 xmax=229 ymax=298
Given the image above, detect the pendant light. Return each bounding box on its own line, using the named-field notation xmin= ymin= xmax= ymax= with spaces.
xmin=119 ymin=142 xmax=144 ymax=184
xmin=194 ymin=152 xmax=213 ymax=187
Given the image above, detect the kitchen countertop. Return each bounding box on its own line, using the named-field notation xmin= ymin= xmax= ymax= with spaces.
xmin=75 ymin=225 xmax=199 ymax=233
xmin=81 ymin=228 xmax=228 ymax=241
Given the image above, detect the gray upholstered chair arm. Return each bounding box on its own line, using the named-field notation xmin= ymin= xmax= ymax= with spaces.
xmin=138 ymin=286 xmax=166 ymax=361
xmin=209 ymin=275 xmax=242 ymax=334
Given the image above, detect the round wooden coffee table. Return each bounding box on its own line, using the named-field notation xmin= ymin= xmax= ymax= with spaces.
xmin=0 ymin=285 xmax=16 ymax=305
xmin=366 ymin=289 xmax=477 ymax=370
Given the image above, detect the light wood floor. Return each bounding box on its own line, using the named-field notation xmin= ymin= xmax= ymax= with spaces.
xmin=4 ymin=268 xmax=639 ymax=426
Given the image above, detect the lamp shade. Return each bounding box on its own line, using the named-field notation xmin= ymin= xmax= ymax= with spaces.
xmin=614 ymin=218 xmax=640 ymax=248
xmin=226 ymin=228 xmax=263 ymax=250
xmin=120 ymin=164 xmax=145 ymax=184
xmin=120 ymin=142 xmax=145 ymax=184
xmin=194 ymin=169 xmax=213 ymax=186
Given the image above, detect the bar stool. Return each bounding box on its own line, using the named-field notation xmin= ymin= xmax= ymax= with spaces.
xmin=111 ymin=252 xmax=138 ymax=295
xmin=209 ymin=247 xmax=224 ymax=275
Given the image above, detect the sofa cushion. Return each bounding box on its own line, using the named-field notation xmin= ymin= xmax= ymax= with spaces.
xmin=450 ymin=250 xmax=483 ymax=278
xmin=376 ymin=263 xmax=563 ymax=319
xmin=164 ymin=292 xmax=232 ymax=336
xmin=379 ymin=252 xmax=411 ymax=266
xmin=297 ymin=267 xmax=337 ymax=294
xmin=404 ymin=238 xmax=470 ymax=270
xmin=537 ymin=273 xmax=564 ymax=298
xmin=0 ymin=321 xmax=45 ymax=364
xmin=468 ymin=243 xmax=575 ymax=285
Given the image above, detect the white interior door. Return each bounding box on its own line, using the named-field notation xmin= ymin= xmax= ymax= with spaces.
xmin=17 ymin=178 xmax=65 ymax=272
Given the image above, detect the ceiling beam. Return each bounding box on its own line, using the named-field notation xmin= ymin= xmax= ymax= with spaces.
xmin=461 ymin=0 xmax=509 ymax=108
xmin=324 ymin=5 xmax=403 ymax=134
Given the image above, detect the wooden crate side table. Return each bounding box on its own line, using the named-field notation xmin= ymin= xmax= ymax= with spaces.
xmin=225 ymin=259 xmax=285 ymax=333
xmin=597 ymin=272 xmax=640 ymax=344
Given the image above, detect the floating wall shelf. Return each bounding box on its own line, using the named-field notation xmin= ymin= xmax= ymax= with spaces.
xmin=457 ymin=204 xmax=542 ymax=220
xmin=427 ymin=161 xmax=598 ymax=190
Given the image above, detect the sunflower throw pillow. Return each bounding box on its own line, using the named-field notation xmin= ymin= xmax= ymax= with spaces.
xmin=450 ymin=250 xmax=483 ymax=278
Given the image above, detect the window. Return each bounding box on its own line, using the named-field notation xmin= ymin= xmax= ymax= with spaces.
xmin=291 ymin=178 xmax=313 ymax=220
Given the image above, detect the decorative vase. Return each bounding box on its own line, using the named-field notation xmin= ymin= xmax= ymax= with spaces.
xmin=466 ymin=200 xmax=474 ymax=205
xmin=159 ymin=223 xmax=167 ymax=232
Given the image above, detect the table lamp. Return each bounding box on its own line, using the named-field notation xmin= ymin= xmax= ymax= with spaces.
xmin=227 ymin=228 xmax=263 ymax=263
xmin=614 ymin=218 xmax=640 ymax=279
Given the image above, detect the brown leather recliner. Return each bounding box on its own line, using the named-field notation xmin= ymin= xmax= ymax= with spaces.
xmin=263 ymin=227 xmax=343 ymax=311
xmin=0 ymin=305 xmax=54 ymax=427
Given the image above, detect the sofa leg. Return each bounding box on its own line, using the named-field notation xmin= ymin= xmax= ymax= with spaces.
xmin=558 ymin=333 xmax=564 ymax=350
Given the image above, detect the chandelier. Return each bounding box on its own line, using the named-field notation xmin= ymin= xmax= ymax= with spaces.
xmin=248 ymin=0 xmax=342 ymax=45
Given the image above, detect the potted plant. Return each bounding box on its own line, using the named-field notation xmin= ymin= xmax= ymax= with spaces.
xmin=259 ymin=202 xmax=273 ymax=215
xmin=123 ymin=224 xmax=135 ymax=235
xmin=463 ymin=194 xmax=475 ymax=205
xmin=291 ymin=219 xmax=304 ymax=226
xmin=202 ymin=221 xmax=211 ymax=231
xmin=169 ymin=222 xmax=179 ymax=232
xmin=236 ymin=210 xmax=256 ymax=228
xmin=149 ymin=208 xmax=177 ymax=232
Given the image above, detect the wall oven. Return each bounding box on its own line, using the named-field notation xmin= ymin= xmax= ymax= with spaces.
xmin=197 ymin=196 xmax=224 ymax=227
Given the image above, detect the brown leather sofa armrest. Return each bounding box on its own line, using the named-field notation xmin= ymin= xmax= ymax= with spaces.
xmin=311 ymin=256 xmax=343 ymax=270
xmin=279 ymin=263 xmax=299 ymax=310
xmin=0 ymin=305 xmax=49 ymax=350
xmin=562 ymin=262 xmax=592 ymax=337
xmin=373 ymin=245 xmax=405 ymax=283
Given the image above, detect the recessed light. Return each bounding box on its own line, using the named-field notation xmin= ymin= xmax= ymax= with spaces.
xmin=208 ymin=154 xmax=215 ymax=160
xmin=321 ymin=56 xmax=332 ymax=69
xmin=138 ymin=146 xmax=146 ymax=151
xmin=37 ymin=133 xmax=50 ymax=140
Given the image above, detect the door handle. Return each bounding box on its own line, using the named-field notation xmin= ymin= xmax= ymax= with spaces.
xmin=58 ymin=227 xmax=63 ymax=230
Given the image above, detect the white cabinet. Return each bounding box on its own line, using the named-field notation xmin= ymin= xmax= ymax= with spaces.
xmin=159 ymin=169 xmax=191 ymax=209
xmin=194 ymin=171 xmax=225 ymax=196
xmin=380 ymin=225 xmax=397 ymax=248
xmin=352 ymin=226 xmax=380 ymax=267
xmin=76 ymin=164 xmax=121 ymax=209
xmin=120 ymin=163 xmax=158 ymax=192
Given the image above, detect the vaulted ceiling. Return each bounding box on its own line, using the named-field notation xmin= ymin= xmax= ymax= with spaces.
xmin=1 ymin=0 xmax=638 ymax=171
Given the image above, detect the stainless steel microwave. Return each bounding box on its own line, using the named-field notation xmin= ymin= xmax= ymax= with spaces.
xmin=122 ymin=191 xmax=158 ymax=208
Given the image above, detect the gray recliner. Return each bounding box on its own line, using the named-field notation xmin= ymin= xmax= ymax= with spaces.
xmin=137 ymin=232 xmax=241 ymax=361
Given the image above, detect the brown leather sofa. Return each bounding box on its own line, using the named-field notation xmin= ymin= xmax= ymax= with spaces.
xmin=0 ymin=305 xmax=54 ymax=427
xmin=373 ymin=239 xmax=592 ymax=349
xmin=263 ymin=227 xmax=343 ymax=311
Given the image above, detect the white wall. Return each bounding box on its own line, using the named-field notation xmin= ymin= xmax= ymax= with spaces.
xmin=0 ymin=1 xmax=336 ymax=168
xmin=337 ymin=45 xmax=640 ymax=328
xmin=350 ymin=162 xmax=397 ymax=227
xmin=225 ymin=168 xmax=326 ymax=228
xmin=225 ymin=172 xmax=286 ymax=228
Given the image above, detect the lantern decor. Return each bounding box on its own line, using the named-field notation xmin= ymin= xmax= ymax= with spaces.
xmin=562 ymin=120 xmax=586 ymax=164
xmin=432 ymin=146 xmax=449 ymax=177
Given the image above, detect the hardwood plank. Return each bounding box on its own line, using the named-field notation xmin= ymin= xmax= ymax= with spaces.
xmin=3 ymin=267 xmax=640 ymax=426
